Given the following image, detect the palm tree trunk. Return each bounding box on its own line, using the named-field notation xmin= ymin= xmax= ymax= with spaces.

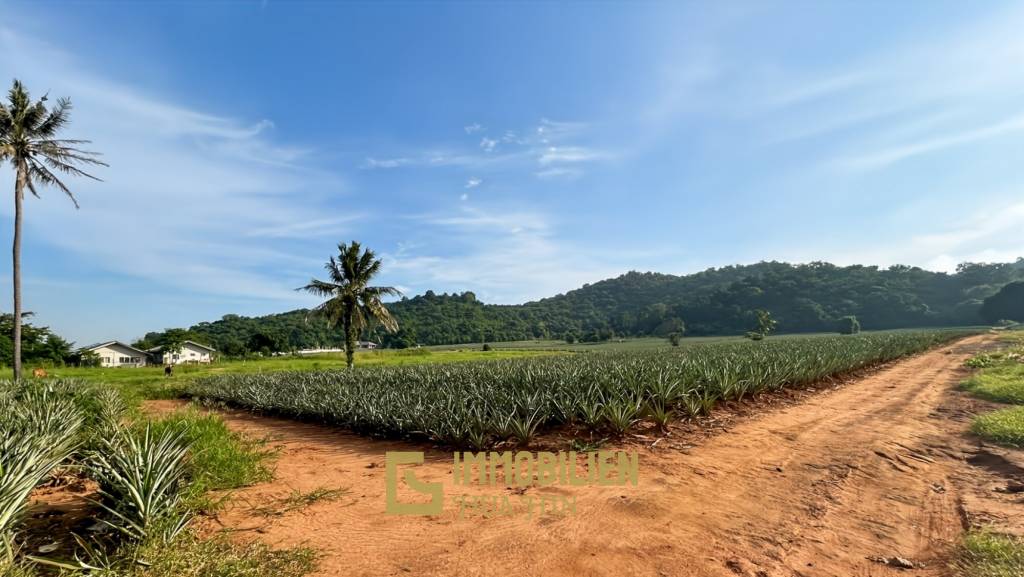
xmin=12 ymin=164 xmax=25 ymax=381
xmin=343 ymin=309 xmax=355 ymax=370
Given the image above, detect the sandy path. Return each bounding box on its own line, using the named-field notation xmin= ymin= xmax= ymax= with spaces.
xmin=148 ymin=335 xmax=1014 ymax=577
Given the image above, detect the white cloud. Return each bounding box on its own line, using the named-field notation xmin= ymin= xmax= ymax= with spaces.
xmin=464 ymin=123 xmax=483 ymax=134
xmin=536 ymin=167 xmax=583 ymax=180
xmin=0 ymin=27 xmax=347 ymax=308
xmin=479 ymin=137 xmax=497 ymax=152
xmin=835 ymin=113 xmax=1024 ymax=171
xmin=538 ymin=146 xmax=604 ymax=165
xmin=464 ymin=177 xmax=482 ymax=189
xmin=459 ymin=193 xmax=469 ymax=201
xmin=363 ymin=157 xmax=411 ymax=169
xmin=782 ymin=200 xmax=1024 ymax=273
xmin=387 ymin=207 xmax=622 ymax=303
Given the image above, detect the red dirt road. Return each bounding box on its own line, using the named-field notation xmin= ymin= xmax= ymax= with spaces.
xmin=148 ymin=334 xmax=1024 ymax=577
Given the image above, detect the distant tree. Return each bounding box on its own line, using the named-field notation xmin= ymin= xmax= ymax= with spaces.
xmin=482 ymin=343 xmax=492 ymax=351
xmin=837 ymin=315 xmax=861 ymax=335
xmin=247 ymin=332 xmax=280 ymax=355
xmin=159 ymin=328 xmax=190 ymax=359
xmin=564 ymin=332 xmax=577 ymax=344
xmin=0 ymin=80 xmax=106 ymax=379
xmin=746 ymin=309 xmax=777 ymax=340
xmin=668 ymin=332 xmax=681 ymax=346
xmin=980 ymin=282 xmax=1024 ymax=323
xmin=299 ymin=241 xmax=400 ymax=369
xmin=68 ymin=349 xmax=101 ymax=367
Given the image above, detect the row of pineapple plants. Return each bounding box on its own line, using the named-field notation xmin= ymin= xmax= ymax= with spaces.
xmin=0 ymin=379 xmax=194 ymax=574
xmin=189 ymin=330 xmax=975 ymax=448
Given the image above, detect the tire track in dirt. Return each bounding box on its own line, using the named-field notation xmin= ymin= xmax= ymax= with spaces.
xmin=147 ymin=335 xmax=998 ymax=577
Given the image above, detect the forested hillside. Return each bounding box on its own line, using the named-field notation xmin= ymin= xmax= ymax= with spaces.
xmin=140 ymin=259 xmax=1024 ymax=353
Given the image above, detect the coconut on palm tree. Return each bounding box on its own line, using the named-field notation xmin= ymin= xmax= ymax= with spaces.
xmin=0 ymin=80 xmax=105 ymax=379
xmin=299 ymin=241 xmax=400 ymax=369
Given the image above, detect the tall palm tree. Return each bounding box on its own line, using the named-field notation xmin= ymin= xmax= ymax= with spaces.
xmin=0 ymin=80 xmax=105 ymax=379
xmin=299 ymin=241 xmax=400 ymax=369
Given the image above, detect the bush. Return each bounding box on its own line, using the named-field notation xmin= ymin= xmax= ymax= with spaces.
xmin=837 ymin=315 xmax=861 ymax=335
xmin=481 ymin=343 xmax=492 ymax=352
xmin=668 ymin=332 xmax=681 ymax=347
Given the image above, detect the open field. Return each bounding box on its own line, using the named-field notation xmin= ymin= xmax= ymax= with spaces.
xmin=188 ymin=330 xmax=976 ymax=447
xmin=33 ymin=348 xmax=559 ymax=400
xmin=425 ymin=327 xmax=987 ymax=352
xmin=143 ymin=332 xmax=1024 ymax=577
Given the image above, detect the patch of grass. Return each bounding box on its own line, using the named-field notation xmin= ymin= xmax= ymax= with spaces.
xmin=145 ymin=409 xmax=273 ymax=508
xmin=68 ymin=532 xmax=318 ymax=577
xmin=255 ymin=486 xmax=349 ymax=517
xmin=971 ymin=406 xmax=1024 ymax=448
xmin=956 ymin=530 xmax=1024 ymax=577
xmin=962 ymin=364 xmax=1024 ymax=405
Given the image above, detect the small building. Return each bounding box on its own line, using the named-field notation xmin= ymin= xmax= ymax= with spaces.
xmin=147 ymin=340 xmax=216 ymax=365
xmin=80 ymin=341 xmax=149 ymax=368
xmin=357 ymin=341 xmax=379 ymax=350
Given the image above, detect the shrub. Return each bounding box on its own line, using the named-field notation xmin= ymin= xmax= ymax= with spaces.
xmin=837 ymin=316 xmax=861 ymax=335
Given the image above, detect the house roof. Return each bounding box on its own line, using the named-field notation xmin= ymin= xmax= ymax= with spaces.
xmin=147 ymin=340 xmax=217 ymax=353
xmin=79 ymin=341 xmax=149 ymax=355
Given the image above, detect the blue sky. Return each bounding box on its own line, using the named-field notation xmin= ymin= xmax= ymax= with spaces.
xmin=1 ymin=1 xmax=1023 ymax=345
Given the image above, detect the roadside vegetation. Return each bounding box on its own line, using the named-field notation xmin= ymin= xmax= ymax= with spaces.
xmin=956 ymin=530 xmax=1024 ymax=577
xmin=0 ymin=378 xmax=314 ymax=577
xmin=189 ymin=330 xmax=973 ymax=449
xmin=956 ymin=331 xmax=1024 ymax=575
xmin=962 ymin=331 xmax=1024 ymax=447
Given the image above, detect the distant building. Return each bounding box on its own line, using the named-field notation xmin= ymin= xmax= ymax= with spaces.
xmin=147 ymin=340 xmax=216 ymax=365
xmin=79 ymin=341 xmax=149 ymax=367
xmin=357 ymin=341 xmax=379 ymax=350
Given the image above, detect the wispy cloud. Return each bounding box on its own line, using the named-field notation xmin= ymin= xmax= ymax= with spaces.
xmin=387 ymin=207 xmax=622 ymax=303
xmin=835 ymin=113 xmax=1024 ymax=171
xmin=479 ymin=137 xmax=497 ymax=152
xmin=464 ymin=177 xmax=482 ymax=189
xmin=0 ymin=27 xmax=347 ymax=310
xmin=362 ymin=156 xmax=411 ymax=169
xmin=463 ymin=122 xmax=483 ymax=134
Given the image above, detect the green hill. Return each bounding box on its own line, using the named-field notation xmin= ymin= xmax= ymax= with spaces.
xmin=139 ymin=259 xmax=1024 ymax=353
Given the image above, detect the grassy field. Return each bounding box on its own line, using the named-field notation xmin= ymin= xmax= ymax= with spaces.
xmin=37 ymin=348 xmax=560 ymax=400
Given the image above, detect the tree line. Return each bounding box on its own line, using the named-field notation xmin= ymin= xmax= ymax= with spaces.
xmin=137 ymin=259 xmax=1024 ymax=354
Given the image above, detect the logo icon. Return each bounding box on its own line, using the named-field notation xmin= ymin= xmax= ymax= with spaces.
xmin=385 ymin=451 xmax=444 ymax=515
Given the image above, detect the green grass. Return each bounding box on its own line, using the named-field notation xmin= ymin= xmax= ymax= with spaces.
xmin=145 ymin=408 xmax=273 ymax=508
xmin=961 ymin=336 xmax=1024 ymax=447
xmin=38 ymin=348 xmax=560 ymax=402
xmin=962 ymin=365 xmax=1024 ymax=404
xmin=971 ymin=407 xmax=1024 ymax=448
xmin=957 ymin=531 xmax=1024 ymax=577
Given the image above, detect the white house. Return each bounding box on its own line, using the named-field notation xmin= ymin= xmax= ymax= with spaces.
xmin=80 ymin=341 xmax=149 ymax=367
xmin=358 ymin=341 xmax=379 ymax=350
xmin=147 ymin=340 xmax=216 ymax=365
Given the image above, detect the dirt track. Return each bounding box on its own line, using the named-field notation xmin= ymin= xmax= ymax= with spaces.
xmin=148 ymin=334 xmax=1024 ymax=577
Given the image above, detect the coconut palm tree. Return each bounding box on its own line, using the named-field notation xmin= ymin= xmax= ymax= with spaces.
xmin=299 ymin=241 xmax=400 ymax=369
xmin=0 ymin=80 xmax=105 ymax=379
